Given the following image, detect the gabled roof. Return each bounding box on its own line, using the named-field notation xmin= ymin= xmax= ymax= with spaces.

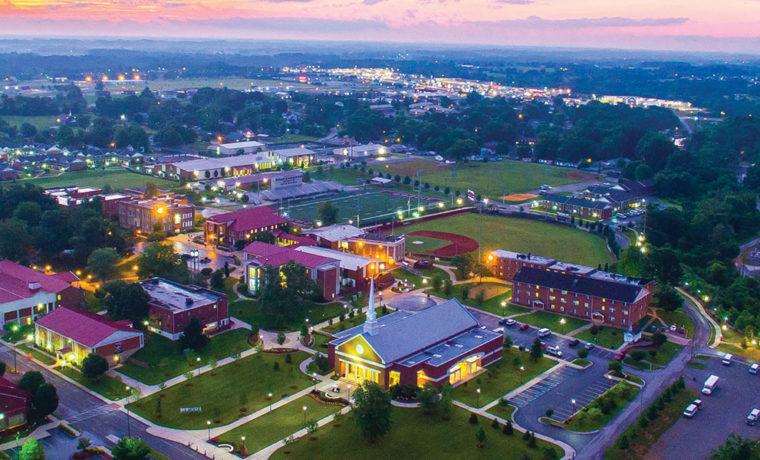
xmin=0 ymin=378 xmax=29 ymax=413
xmin=0 ymin=260 xmax=76 ymax=304
xmin=243 ymin=241 xmax=337 ymax=270
xmin=331 ymin=299 xmax=480 ymax=364
xmin=206 ymin=206 xmax=287 ymax=232
xmin=513 ymin=267 xmax=645 ymax=303
xmin=36 ymin=307 xmax=142 ymax=348
xmin=540 ymin=193 xmax=611 ymax=210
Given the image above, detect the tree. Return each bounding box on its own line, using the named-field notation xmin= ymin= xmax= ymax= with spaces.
xmin=0 ymin=218 xmax=32 ymax=261
xmin=652 ymin=332 xmax=668 ymax=347
xmin=112 ymin=437 xmax=150 ymax=460
xmin=653 ymin=284 xmax=682 ymax=312
xmin=710 ymin=433 xmax=760 ymax=460
xmin=104 ymin=281 xmax=150 ymax=326
xmin=417 ymin=384 xmax=439 ymax=415
xmin=608 ymin=360 xmax=623 ymax=374
xmin=476 ymin=427 xmax=487 ymax=448
xmin=82 ymin=353 xmax=109 ymax=380
xmin=0 ymin=360 xmax=5 ymax=377
xmin=19 ymin=371 xmax=45 ymax=394
xmin=136 ymin=243 xmax=190 ymax=283
xmin=210 ymin=269 xmax=225 ymax=290
xmin=18 ymin=438 xmax=45 ymax=460
xmin=530 ymin=338 xmax=544 ymax=361
xmin=578 ymin=348 xmax=589 ymax=359
xmin=353 ymin=382 xmax=392 ymax=443
xmin=86 ymin=247 xmax=119 ymax=280
xmin=179 ymin=317 xmax=209 ymax=351
xmin=31 ymin=383 xmax=58 ymax=420
xmin=317 ymin=202 xmax=339 ymax=226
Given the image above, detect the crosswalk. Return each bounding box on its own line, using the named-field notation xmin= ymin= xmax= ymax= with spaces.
xmin=66 ymin=404 xmax=119 ymax=423
xmin=509 ymin=366 xmax=579 ymax=408
xmin=548 ymin=376 xmax=618 ymax=422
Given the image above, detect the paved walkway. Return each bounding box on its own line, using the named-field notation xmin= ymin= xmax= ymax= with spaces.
xmin=677 ymin=287 xmax=722 ymax=348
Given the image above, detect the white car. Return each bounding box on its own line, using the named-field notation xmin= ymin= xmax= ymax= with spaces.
xmin=747 ymin=408 xmax=760 ymax=426
xmin=683 ymin=404 xmax=698 ymax=418
xmin=546 ymin=346 xmax=563 ymax=357
xmin=722 ymin=353 xmax=733 ymax=365
xmin=751 ymin=363 xmax=759 ymax=375
xmin=537 ymin=328 xmax=551 ymax=338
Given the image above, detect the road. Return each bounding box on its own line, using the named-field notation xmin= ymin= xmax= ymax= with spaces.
xmin=0 ymin=344 xmax=204 ymax=459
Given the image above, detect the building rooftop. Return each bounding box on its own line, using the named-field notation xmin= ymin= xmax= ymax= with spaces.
xmin=218 ymin=140 xmax=265 ymax=150
xmin=0 ymin=378 xmax=29 ymax=415
xmin=402 ymin=327 xmax=501 ymax=367
xmin=331 ymin=299 xmax=484 ymax=364
xmin=206 ymin=206 xmax=287 ymax=232
xmin=35 ymin=307 xmax=141 ymax=348
xmin=243 ymin=241 xmax=336 ymax=270
xmin=0 ymin=260 xmax=76 ymax=304
xmin=513 ymin=267 xmax=646 ymax=303
xmin=540 ymin=193 xmax=611 ymax=210
xmin=270 ymin=147 xmax=315 ymax=158
xmin=295 ymin=245 xmax=377 ymax=271
xmin=307 ymin=224 xmax=365 ymax=243
xmin=490 ymin=250 xmax=555 ymax=265
xmin=139 ymin=278 xmax=223 ymax=312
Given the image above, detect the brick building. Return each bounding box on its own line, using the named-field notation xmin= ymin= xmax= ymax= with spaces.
xmin=0 ymin=260 xmax=84 ymax=327
xmin=536 ymin=193 xmax=613 ymax=220
xmin=0 ymin=378 xmax=30 ymax=435
xmin=34 ymin=307 xmax=144 ymax=367
xmin=204 ymin=206 xmax=287 ymax=248
xmin=139 ymin=278 xmax=230 ymax=340
xmin=118 ymin=196 xmax=195 ymax=235
xmin=242 ymin=241 xmax=341 ymax=301
xmin=328 ymin=290 xmax=502 ymax=389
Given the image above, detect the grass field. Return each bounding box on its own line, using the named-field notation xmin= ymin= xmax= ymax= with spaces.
xmin=517 ymin=310 xmax=588 ymax=334
xmin=58 ymin=366 xmax=132 ymax=400
xmin=390 ymin=266 xmax=450 ymax=290
xmin=575 ymin=327 xmax=626 ymax=349
xmin=11 ymin=168 xmax=176 ymax=191
xmin=656 ymin=309 xmax=695 ymax=339
xmin=282 ymin=190 xmax=442 ymax=226
xmin=217 ymin=395 xmax=345 ymax=455
xmin=0 ymin=115 xmax=58 ymax=131
xmin=407 ymin=235 xmax=449 ymax=252
xmin=384 ymin=158 xmax=590 ymax=196
xmin=116 ymin=329 xmax=252 ymax=385
xmin=453 ymin=349 xmax=556 ymax=408
xmin=624 ymin=342 xmax=684 ymax=370
xmin=397 ymin=214 xmax=614 ymax=266
xmin=272 ymin=406 xmax=561 ymax=459
xmin=128 ymin=351 xmax=311 ymax=429
xmin=428 ymin=282 xmax=524 ymax=317
xmin=486 ymin=402 xmax=516 ymax=421
xmin=230 ymin=300 xmax=345 ymax=331
xmin=563 ymin=382 xmax=639 ymax=432
xmin=716 ymin=327 xmax=760 ymax=361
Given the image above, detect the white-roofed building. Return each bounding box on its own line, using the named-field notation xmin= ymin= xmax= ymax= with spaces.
xmin=333 ymin=143 xmax=388 ymax=159
xmin=295 ymin=245 xmax=381 ymax=290
xmin=214 ymin=140 xmax=265 ymax=156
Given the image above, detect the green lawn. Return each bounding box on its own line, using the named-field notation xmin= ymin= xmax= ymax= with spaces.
xmin=58 ymin=366 xmax=132 ymax=400
xmin=407 ymin=235 xmax=449 ymax=253
xmin=0 ymin=115 xmax=58 ymax=131
xmin=428 ymin=282 xmax=524 ymax=317
xmin=563 ymin=382 xmax=639 ymax=432
xmin=486 ymin=402 xmax=516 ymax=421
xmin=217 ymin=396 xmax=345 ymax=455
xmin=605 ymin=388 xmax=696 ymax=460
xmin=453 ymin=349 xmax=556 ymax=408
xmin=310 ymin=167 xmax=365 ymax=186
xmin=17 ymin=344 xmax=56 ymax=365
xmin=575 ymin=326 xmax=626 ymax=349
xmin=517 ymin=310 xmax=588 ymax=334
xmin=311 ymin=333 xmax=333 ymax=353
xmin=624 ymin=342 xmax=684 ymax=370
xmin=391 ymin=266 xmax=450 ymax=290
xmin=229 ymin=299 xmax=345 ymax=330
xmin=128 ymin=351 xmax=312 ymax=429
xmin=116 ymin=329 xmax=252 ymax=385
xmin=398 ymin=214 xmax=614 ymax=266
xmin=272 ymin=406 xmax=561 ymax=460
xmin=13 ymin=168 xmax=176 ymax=191
xmin=384 ymin=158 xmax=588 ymax=196
xmin=656 ymin=309 xmax=695 ymax=338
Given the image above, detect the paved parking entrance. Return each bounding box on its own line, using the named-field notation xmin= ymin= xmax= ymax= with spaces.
xmin=550 ymin=375 xmax=618 ymax=422
xmin=510 ymin=366 xmax=579 ymax=407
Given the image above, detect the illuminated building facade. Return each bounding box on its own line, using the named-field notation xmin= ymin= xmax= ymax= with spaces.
xmin=204 ymin=206 xmax=287 ymax=248
xmin=328 ymin=289 xmax=502 ymax=389
xmin=118 ymin=197 xmax=195 ymax=235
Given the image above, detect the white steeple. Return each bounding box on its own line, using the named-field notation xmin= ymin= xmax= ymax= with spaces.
xmin=363 ymin=276 xmax=379 ymax=336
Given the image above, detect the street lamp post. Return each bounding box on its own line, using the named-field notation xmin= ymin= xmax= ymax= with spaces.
xmin=476 ymin=388 xmax=481 ymax=406
xmin=268 ymin=392 xmax=273 ymax=412
xmin=241 ymin=436 xmax=246 ymax=452
xmin=125 ymin=386 xmax=132 ymax=438
xmin=519 ymin=365 xmax=525 ymax=384
xmin=302 ymin=405 xmax=308 ymax=424
xmin=560 ymin=318 xmax=567 ymax=335
xmin=207 ymin=420 xmax=212 ymax=441
xmin=571 ymin=398 xmax=576 ymax=414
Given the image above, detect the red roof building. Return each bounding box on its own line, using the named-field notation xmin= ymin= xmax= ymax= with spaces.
xmin=0 ymin=378 xmax=30 ymax=434
xmin=0 ymin=260 xmax=84 ymax=327
xmin=243 ymin=241 xmax=341 ymax=301
xmin=35 ymin=307 xmax=144 ymax=367
xmin=204 ymin=206 xmax=287 ymax=248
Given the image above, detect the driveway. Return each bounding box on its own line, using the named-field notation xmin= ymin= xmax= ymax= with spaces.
xmin=0 ymin=344 xmax=203 ymax=459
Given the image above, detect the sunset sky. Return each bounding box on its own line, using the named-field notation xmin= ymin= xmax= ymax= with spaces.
xmin=1 ymin=0 xmax=759 ymax=53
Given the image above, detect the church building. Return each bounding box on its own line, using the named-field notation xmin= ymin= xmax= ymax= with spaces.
xmin=327 ymin=279 xmax=503 ymax=388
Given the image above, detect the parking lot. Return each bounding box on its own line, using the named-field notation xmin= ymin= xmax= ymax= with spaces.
xmin=651 ymin=355 xmax=760 ymax=459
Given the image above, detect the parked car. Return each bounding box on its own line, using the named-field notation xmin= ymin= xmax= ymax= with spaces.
xmin=692 ymin=399 xmax=703 ymax=409
xmin=519 ymin=323 xmax=530 ymax=331
xmin=683 ymin=404 xmax=698 ymax=418
xmin=747 ymin=408 xmax=760 ymax=426
xmin=722 ymin=353 xmax=733 ymax=365
xmin=546 ymin=346 xmax=563 ymax=357
xmin=568 ymin=338 xmax=580 ymax=347
xmin=498 ymin=318 xmax=516 ymax=327
xmin=751 ymin=363 xmax=759 ymax=375
xmin=537 ymin=328 xmax=551 ymax=338
xmin=584 ymin=343 xmax=595 ymax=351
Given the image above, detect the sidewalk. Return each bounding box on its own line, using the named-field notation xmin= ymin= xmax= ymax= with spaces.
xmin=677 ymin=287 xmax=722 ymax=348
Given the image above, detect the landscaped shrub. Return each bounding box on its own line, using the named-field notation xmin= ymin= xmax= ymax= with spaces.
xmin=468 ymin=413 xmax=479 ymax=424
xmin=503 ymin=420 xmax=514 ymax=435
xmin=389 ymin=384 xmax=417 ymax=401
xmin=491 ymin=418 xmax=500 ymax=429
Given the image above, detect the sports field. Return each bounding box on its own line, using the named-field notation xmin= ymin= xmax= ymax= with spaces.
xmin=0 ymin=115 xmax=59 ymax=131
xmin=384 ymin=158 xmax=592 ymax=196
xmin=397 ymin=213 xmax=614 ymax=266
xmin=282 ymin=190 xmax=443 ymax=226
xmin=10 ymin=168 xmax=176 ymax=191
